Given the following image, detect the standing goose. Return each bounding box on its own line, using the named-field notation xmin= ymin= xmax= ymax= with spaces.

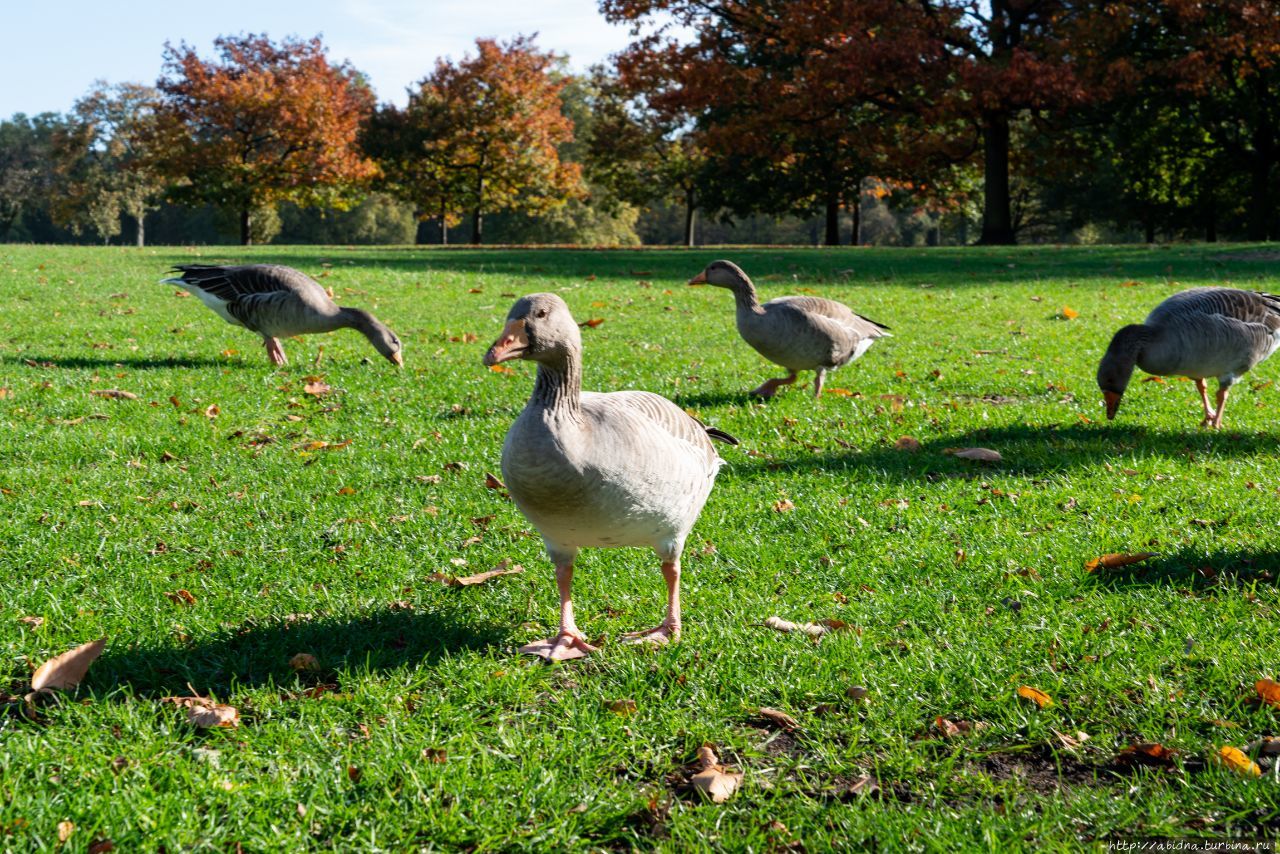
xmin=689 ymin=260 xmax=890 ymax=398
xmin=484 ymin=293 xmax=737 ymax=661
xmin=1098 ymin=287 xmax=1280 ymax=428
xmin=162 ymin=264 xmax=403 ymax=367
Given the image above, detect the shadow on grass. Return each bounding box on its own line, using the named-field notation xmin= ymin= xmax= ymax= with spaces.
xmin=1084 ymin=548 xmax=1280 ymax=591
xmin=160 ymin=244 xmax=1262 ymax=290
xmin=671 ymin=390 xmax=760 ymax=409
xmin=93 ymin=604 xmax=510 ymax=697
xmin=723 ymin=422 xmax=1279 ymax=482
xmin=5 ymin=354 xmax=231 ymax=371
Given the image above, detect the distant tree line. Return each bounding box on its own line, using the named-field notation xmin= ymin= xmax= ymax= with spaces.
xmin=2 ymin=1 xmax=1278 ymax=247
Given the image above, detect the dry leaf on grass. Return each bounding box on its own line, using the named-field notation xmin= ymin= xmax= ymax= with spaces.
xmin=1114 ymin=742 xmax=1177 ymax=768
xmin=18 ymin=615 xmax=43 ymax=628
xmin=162 ymin=696 xmax=240 ymax=728
xmin=762 ymin=616 xmax=849 ymax=637
xmin=1060 ymin=306 xmax=1079 ymax=320
xmin=934 ymin=717 xmax=988 ymax=738
xmin=289 ymin=653 xmax=320 ymax=672
xmin=1017 ymin=685 xmax=1054 ymax=709
xmin=1084 ymin=552 xmax=1157 ymax=572
xmin=772 ymin=499 xmax=795 ymax=513
xmin=690 ymin=745 xmax=742 ymax=803
xmin=578 ymin=318 xmax=605 ymax=329
xmin=439 ymin=558 xmax=525 ymax=587
xmin=422 ymin=748 xmax=447 ymax=764
xmin=164 ymin=589 xmax=197 ymax=606
xmin=1051 ymin=728 xmax=1090 ymax=751
xmin=606 ymin=699 xmax=637 ymax=715
xmin=946 ymin=447 xmax=1002 ymax=462
xmin=489 ymin=364 xmax=516 ymax=374
xmin=336 ymin=486 xmax=356 ymax=496
xmin=823 ymin=387 xmax=854 ymax=396
xmin=303 ymin=381 xmax=331 ymax=397
xmin=1216 ymin=746 xmax=1261 ymax=777
xmin=30 ymin=638 xmax=106 ymax=693
xmin=846 ymin=685 xmax=869 ymax=701
xmin=756 ymin=707 xmax=799 ymax=730
xmin=484 ymin=472 xmax=507 ymax=491
xmin=58 ymin=821 xmax=74 ymax=842
xmin=1256 ymin=678 xmax=1280 ymax=708
xmin=894 ymin=436 xmax=921 ymax=452
xmin=91 ymin=389 xmax=137 ymax=400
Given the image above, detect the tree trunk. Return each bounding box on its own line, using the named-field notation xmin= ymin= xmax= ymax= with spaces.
xmin=1245 ymin=149 xmax=1276 ymax=241
xmin=978 ymin=111 xmax=1015 ymax=245
xmin=824 ymin=191 xmax=840 ymax=246
xmin=849 ymin=185 xmax=862 ymax=246
xmin=471 ymin=174 xmax=485 ymax=245
xmin=135 ymin=214 xmax=145 ymax=248
xmin=441 ymin=217 xmax=449 ymax=245
xmin=240 ymin=208 xmax=252 ymax=246
xmin=683 ymin=187 xmax=697 ymax=247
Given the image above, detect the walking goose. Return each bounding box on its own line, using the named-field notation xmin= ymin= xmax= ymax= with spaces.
xmin=1097 ymin=287 xmax=1280 ymax=428
xmin=162 ymin=264 xmax=403 ymax=367
xmin=484 ymin=293 xmax=737 ymax=661
xmin=689 ymin=260 xmax=890 ymax=398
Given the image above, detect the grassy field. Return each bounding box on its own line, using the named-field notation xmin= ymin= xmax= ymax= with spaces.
xmin=0 ymin=242 xmax=1278 ymax=851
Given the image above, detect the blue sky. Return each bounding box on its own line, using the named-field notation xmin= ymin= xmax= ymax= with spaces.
xmin=3 ymin=0 xmax=642 ymax=116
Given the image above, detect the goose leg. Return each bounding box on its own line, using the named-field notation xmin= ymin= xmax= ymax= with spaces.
xmin=1210 ymin=384 xmax=1230 ymax=429
xmin=264 ymin=337 xmax=287 ymax=366
xmin=813 ymin=369 xmax=826 ymax=399
xmin=520 ymin=559 xmax=597 ymax=661
xmin=622 ymin=560 xmax=681 ymax=646
xmin=1195 ymin=379 xmax=1216 ymax=426
xmin=750 ymin=371 xmax=798 ymax=399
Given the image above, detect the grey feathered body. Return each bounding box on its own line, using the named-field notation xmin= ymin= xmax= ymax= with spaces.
xmin=1138 ymin=287 xmax=1280 ymax=383
xmin=737 ymin=295 xmax=889 ymax=372
xmin=502 ymin=389 xmax=723 ymax=564
xmin=163 ymin=264 xmax=346 ymax=338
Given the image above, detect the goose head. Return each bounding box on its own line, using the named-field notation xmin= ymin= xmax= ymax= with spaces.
xmin=484 ymin=293 xmax=581 ymax=368
xmin=1097 ymin=324 xmax=1147 ymax=419
xmin=370 ymin=323 xmax=404 ymax=367
xmin=688 ymin=260 xmax=752 ymax=291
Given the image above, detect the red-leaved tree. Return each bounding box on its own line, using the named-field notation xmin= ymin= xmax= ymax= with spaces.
xmin=149 ymin=34 xmax=377 ymax=245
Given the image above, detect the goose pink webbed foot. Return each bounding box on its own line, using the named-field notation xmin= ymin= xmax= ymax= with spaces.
xmin=265 ymin=337 xmax=287 ymax=366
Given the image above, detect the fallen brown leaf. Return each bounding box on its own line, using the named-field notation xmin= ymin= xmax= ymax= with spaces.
xmin=1256 ymin=678 xmax=1280 ymax=708
xmin=58 ymin=821 xmax=75 ymax=842
xmin=772 ymin=499 xmax=795 ymax=513
xmin=947 ymin=447 xmax=1002 ymax=462
xmin=1084 ymin=552 xmax=1157 ymax=572
xmin=290 ymin=653 xmax=320 ymax=672
xmin=762 ymin=616 xmax=848 ymax=637
xmin=422 ymin=747 xmax=447 ymax=764
xmin=303 ymin=381 xmax=331 ymax=396
xmin=823 ymin=387 xmax=854 ymax=396
xmin=690 ymin=745 xmax=742 ymax=803
xmin=1060 ymin=306 xmax=1079 ymax=319
xmin=757 ymin=707 xmax=799 ymax=730
xmin=894 ymin=436 xmax=921 ymax=452
xmin=162 ymin=696 xmax=240 ymax=728
xmin=606 ymin=699 xmax=637 ymax=715
xmin=91 ymin=389 xmax=137 ymax=400
xmin=1216 ymin=746 xmax=1261 ymax=777
xmin=337 ymin=486 xmax=356 ymax=496
xmin=484 ymin=472 xmax=507 ymax=490
xmin=451 ymin=559 xmax=525 ymax=587
xmin=846 ymin=685 xmax=869 ymax=701
xmin=30 ymin=638 xmax=106 ymax=692
xmin=579 ymin=318 xmax=605 ymax=328
xmin=934 ymin=717 xmax=988 ymax=738
xmin=1017 ymin=685 xmax=1053 ymax=709
xmin=164 ymin=589 xmax=197 ymax=606
xmin=18 ymin=615 xmax=43 ymax=628
xmin=1114 ymin=742 xmax=1177 ymax=768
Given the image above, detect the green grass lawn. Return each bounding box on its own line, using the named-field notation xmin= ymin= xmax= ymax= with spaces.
xmin=1 ymin=242 xmax=1278 ymax=851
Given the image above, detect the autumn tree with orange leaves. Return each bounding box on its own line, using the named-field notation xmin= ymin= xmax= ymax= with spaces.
xmin=385 ymin=36 xmax=582 ymax=245
xmin=149 ymin=35 xmax=376 ymax=245
xmin=604 ymin=1 xmax=964 ymax=246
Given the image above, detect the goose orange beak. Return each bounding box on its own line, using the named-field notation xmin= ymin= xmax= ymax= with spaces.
xmin=687 ymin=271 xmax=707 ymax=286
xmin=1104 ymin=390 xmax=1122 ymax=420
xmin=484 ymin=319 xmax=529 ymax=366
xmin=390 ymin=351 xmax=404 ymax=367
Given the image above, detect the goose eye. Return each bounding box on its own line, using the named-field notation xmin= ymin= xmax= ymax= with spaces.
xmin=535 ymin=308 xmax=548 ymax=319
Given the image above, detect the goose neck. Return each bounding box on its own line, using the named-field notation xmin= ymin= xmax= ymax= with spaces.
xmin=531 ymin=349 xmax=582 ymax=415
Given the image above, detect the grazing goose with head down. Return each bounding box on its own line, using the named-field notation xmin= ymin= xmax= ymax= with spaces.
xmin=689 ymin=260 xmax=890 ymax=398
xmin=484 ymin=293 xmax=737 ymax=661
xmin=1098 ymin=287 xmax=1280 ymax=428
xmin=162 ymin=264 xmax=403 ymax=367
